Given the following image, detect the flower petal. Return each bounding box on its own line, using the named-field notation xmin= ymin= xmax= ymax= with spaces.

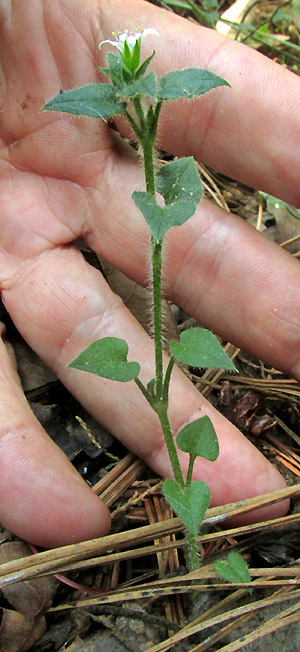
xmin=141 ymin=28 xmax=159 ymax=37
xmin=99 ymin=38 xmax=119 ymax=50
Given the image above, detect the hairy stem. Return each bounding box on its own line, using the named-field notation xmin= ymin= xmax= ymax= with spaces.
xmin=134 ymin=378 xmax=153 ymax=406
xmin=185 ymin=530 xmax=200 ymax=572
xmin=140 ymin=131 xmax=164 ymax=397
xmin=142 ymin=134 xmax=155 ymax=195
xmin=133 ymin=96 xmax=147 ymax=133
xmin=157 ymin=403 xmax=185 ymax=488
xmin=186 ymin=454 xmax=196 ymax=487
xmin=134 ymin=102 xmax=200 ymax=570
xmin=151 ymin=240 xmax=163 ymax=397
xmin=163 ymin=356 xmax=175 ymax=403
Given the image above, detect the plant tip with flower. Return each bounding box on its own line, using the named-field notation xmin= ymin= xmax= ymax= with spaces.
xmin=99 ymin=27 xmax=159 ymax=73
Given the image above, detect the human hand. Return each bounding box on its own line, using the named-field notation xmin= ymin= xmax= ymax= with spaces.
xmin=0 ymin=0 xmax=299 ymax=548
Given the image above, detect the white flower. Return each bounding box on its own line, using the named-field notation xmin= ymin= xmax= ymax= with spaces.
xmin=99 ymin=28 xmax=159 ymax=72
xmin=99 ymin=28 xmax=159 ymax=54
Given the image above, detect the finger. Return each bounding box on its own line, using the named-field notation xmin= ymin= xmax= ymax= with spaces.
xmin=2 ymin=244 xmax=287 ymax=534
xmin=0 ymin=332 xmax=110 ymax=548
xmin=99 ymin=0 xmax=300 ymax=205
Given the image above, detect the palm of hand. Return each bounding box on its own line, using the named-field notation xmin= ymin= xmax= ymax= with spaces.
xmin=0 ymin=0 xmax=298 ymax=547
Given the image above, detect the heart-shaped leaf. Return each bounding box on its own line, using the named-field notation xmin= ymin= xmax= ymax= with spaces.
xmin=42 ymin=83 xmax=126 ymax=119
xmin=132 ymin=191 xmax=196 ymax=242
xmin=155 ymin=157 xmax=202 ymax=206
xmin=215 ymin=552 xmax=251 ymax=584
xmin=68 ymin=337 xmax=140 ymax=382
xmin=177 ymin=416 xmax=219 ymax=461
xmin=158 ymin=68 xmax=229 ymax=101
xmin=162 ymin=479 xmax=210 ymax=535
xmin=170 ymin=328 xmax=237 ymax=371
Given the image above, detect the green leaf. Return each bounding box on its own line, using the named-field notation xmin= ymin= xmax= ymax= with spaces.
xmin=68 ymin=337 xmax=140 ymax=382
xmin=132 ymin=191 xmax=196 ymax=242
xmin=170 ymin=328 xmax=237 ymax=370
xmin=260 ymin=192 xmax=300 ymax=222
xmin=42 ymin=84 xmax=126 ymax=119
xmin=177 ymin=416 xmax=219 ymax=461
xmin=121 ymin=72 xmax=157 ymax=99
xmin=215 ymin=552 xmax=251 ymax=584
xmin=155 ymin=157 xmax=202 ymax=206
xmin=158 ymin=68 xmax=230 ymax=101
xmin=259 ymin=191 xmax=286 ymax=210
xmin=163 ymin=479 xmax=210 ymax=535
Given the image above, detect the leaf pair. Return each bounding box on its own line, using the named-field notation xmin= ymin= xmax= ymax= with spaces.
xmin=68 ymin=326 xmax=235 ymax=384
xmin=162 ymin=414 xmax=218 ymax=533
xmin=68 ymin=327 xmax=235 ymax=384
xmin=42 ymin=67 xmax=229 ymax=119
xmin=163 ymin=478 xmax=251 ymax=583
xmin=133 ymin=156 xmax=202 ymax=242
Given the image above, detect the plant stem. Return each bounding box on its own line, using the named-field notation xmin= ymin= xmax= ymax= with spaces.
xmin=185 ymin=530 xmax=200 ymax=572
xmin=162 ymin=356 xmax=175 ymax=403
xmin=140 ymin=115 xmax=184 ymax=486
xmin=124 ymin=108 xmax=142 ymax=139
xmin=186 ymin=454 xmax=196 ymax=487
xmin=140 ymin=127 xmax=164 ymax=398
xmin=136 ymin=105 xmax=199 ymax=571
xmin=134 ymin=378 xmax=153 ymax=406
xmin=142 ymin=134 xmax=155 ymax=195
xmin=133 ymin=96 xmax=147 ymax=134
xmin=157 ymin=403 xmax=185 ymax=489
xmin=151 ymin=239 xmax=163 ymax=397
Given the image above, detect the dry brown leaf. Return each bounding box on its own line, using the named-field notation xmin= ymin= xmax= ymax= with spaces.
xmin=0 ymin=609 xmax=46 ymax=652
xmin=0 ymin=541 xmax=57 ymax=618
xmin=0 ymin=540 xmax=57 ymax=652
xmin=0 ymin=609 xmax=34 ymax=652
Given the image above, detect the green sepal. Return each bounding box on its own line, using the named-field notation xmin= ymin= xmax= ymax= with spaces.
xmin=128 ymin=38 xmax=141 ymax=71
xmin=170 ymin=328 xmax=237 ymax=370
xmin=162 ymin=478 xmax=210 ymax=535
xmin=215 ymin=552 xmax=251 ymax=584
xmin=155 ymin=157 xmax=202 ymax=206
xmin=135 ymin=50 xmax=155 ymax=78
xmin=122 ymin=38 xmax=140 ymax=72
xmin=42 ymin=83 xmax=126 ymax=119
xmin=68 ymin=337 xmax=140 ymax=382
xmin=177 ymin=416 xmax=219 ymax=461
xmin=122 ymin=39 xmax=132 ymax=68
xmin=132 ymin=191 xmax=196 ymax=242
xmin=99 ymin=52 xmax=156 ymax=99
xmin=158 ymin=68 xmax=230 ymax=100
xmin=99 ymin=52 xmax=126 ymax=89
